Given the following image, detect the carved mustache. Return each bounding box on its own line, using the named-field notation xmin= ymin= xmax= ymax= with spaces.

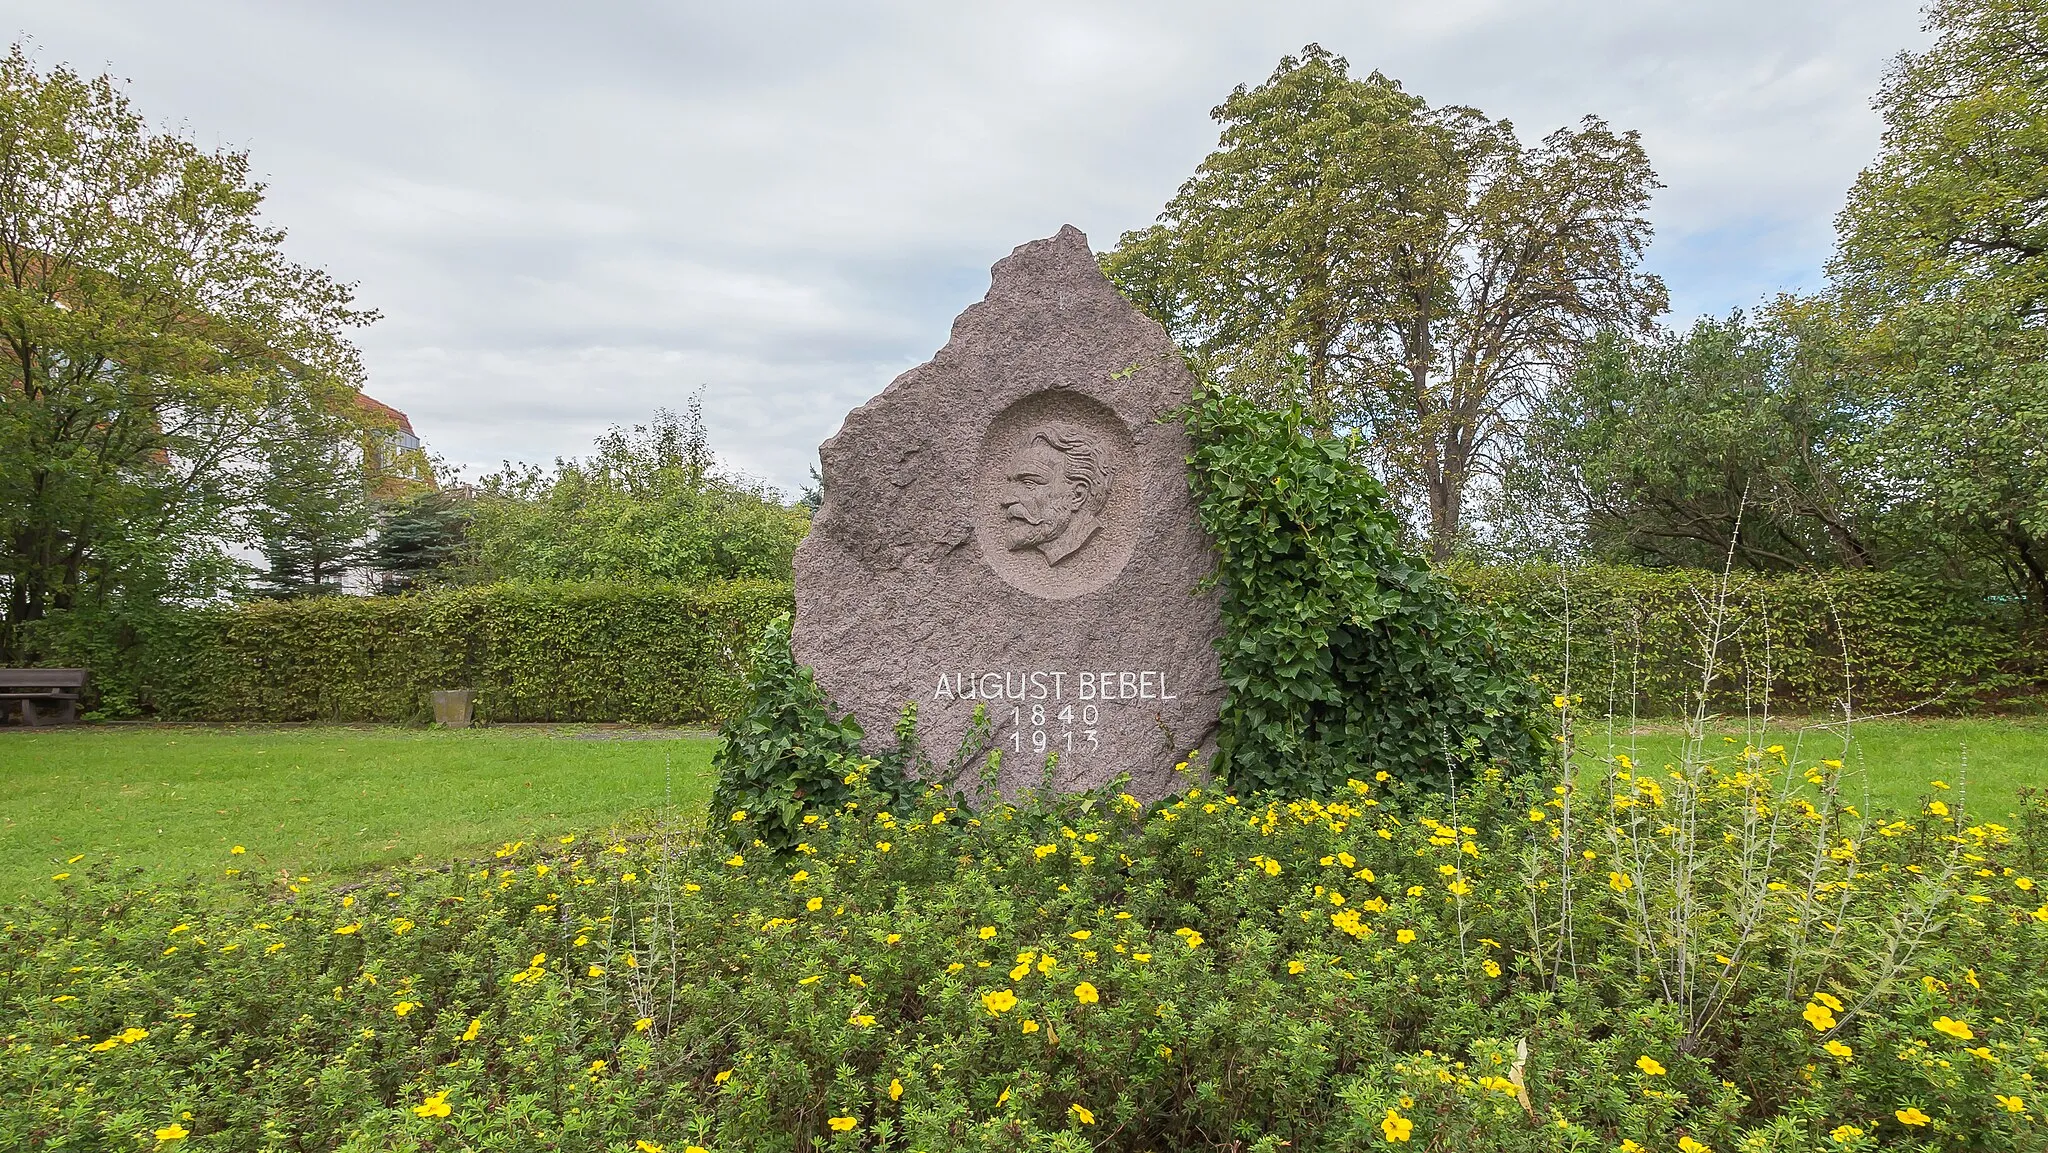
xmin=1003 ymin=501 xmax=1046 ymax=526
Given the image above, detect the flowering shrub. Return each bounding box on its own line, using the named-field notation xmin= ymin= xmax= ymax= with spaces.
xmin=2 ymin=754 xmax=2044 ymax=1150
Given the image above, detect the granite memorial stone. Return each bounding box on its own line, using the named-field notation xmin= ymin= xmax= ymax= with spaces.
xmin=793 ymin=225 xmax=1224 ymax=800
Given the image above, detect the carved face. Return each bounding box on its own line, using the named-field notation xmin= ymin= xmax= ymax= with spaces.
xmin=1001 ymin=439 xmax=1082 ymax=551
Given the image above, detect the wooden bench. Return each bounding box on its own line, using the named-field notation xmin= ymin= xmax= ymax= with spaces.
xmin=0 ymin=668 xmax=89 ymax=725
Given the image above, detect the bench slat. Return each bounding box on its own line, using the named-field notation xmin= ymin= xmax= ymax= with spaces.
xmin=0 ymin=668 xmax=89 ymax=689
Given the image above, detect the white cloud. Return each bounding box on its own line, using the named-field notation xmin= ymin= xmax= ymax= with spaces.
xmin=4 ymin=0 xmax=1928 ymax=492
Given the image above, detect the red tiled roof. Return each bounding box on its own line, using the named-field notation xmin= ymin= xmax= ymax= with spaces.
xmin=355 ymin=392 xmax=416 ymax=437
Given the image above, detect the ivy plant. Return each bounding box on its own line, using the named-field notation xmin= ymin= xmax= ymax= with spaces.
xmin=1184 ymin=385 xmax=1545 ymax=795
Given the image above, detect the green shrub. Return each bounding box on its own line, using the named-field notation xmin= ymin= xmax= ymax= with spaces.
xmin=25 ymin=580 xmax=792 ymax=724
xmin=1185 ymin=387 xmax=1546 ymax=794
xmin=710 ymin=618 xmax=879 ymax=851
xmin=22 ymin=565 xmax=2040 ymax=727
xmin=3 ymin=752 xmax=2042 ymax=1151
xmin=1455 ymin=564 xmax=2044 ymax=714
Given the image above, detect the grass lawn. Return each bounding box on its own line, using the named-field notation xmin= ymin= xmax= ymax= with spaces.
xmin=1568 ymin=714 xmax=2048 ymax=817
xmin=0 ymin=724 xmax=717 ymax=902
xmin=1 ymin=715 xmax=2042 ymax=904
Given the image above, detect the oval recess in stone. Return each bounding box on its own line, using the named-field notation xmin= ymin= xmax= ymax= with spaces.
xmin=973 ymin=388 xmax=1140 ymax=600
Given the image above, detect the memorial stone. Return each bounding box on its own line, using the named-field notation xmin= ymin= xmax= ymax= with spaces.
xmin=793 ymin=225 xmax=1225 ymax=801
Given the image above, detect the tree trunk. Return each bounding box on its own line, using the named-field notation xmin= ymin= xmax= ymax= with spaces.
xmin=1427 ymin=478 xmax=1462 ymax=564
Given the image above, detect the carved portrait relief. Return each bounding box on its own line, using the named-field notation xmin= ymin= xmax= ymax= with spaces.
xmin=975 ymin=390 xmax=1140 ymax=599
xmin=998 ymin=421 xmax=1114 ymax=566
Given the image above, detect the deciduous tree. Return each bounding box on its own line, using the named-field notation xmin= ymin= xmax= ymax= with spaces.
xmin=1522 ymin=306 xmax=1879 ymax=572
xmin=1104 ymin=45 xmax=1665 ymax=561
xmin=0 ymin=46 xmax=372 ymax=651
xmin=1832 ymin=0 xmax=2048 ymax=607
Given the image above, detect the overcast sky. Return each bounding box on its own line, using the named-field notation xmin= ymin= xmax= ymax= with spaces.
xmin=9 ymin=1 xmax=1928 ymax=494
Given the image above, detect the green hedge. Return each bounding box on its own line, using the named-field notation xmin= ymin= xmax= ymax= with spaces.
xmin=1454 ymin=564 xmax=2045 ymax=714
xmin=24 ymin=567 xmax=2043 ymax=724
xmin=30 ymin=580 xmax=792 ymax=724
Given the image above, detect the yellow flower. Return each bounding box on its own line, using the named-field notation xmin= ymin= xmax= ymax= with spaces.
xmin=636 ymin=1143 xmax=664 ymax=1153
xmin=1810 ymin=991 xmax=1844 ymax=1012
xmin=1895 ymin=1106 xmax=1930 ymax=1126
xmin=1802 ymin=1002 xmax=1838 ymax=1031
xmin=725 ymin=854 xmax=745 ymax=867
xmin=1070 ymin=929 xmax=1092 ymax=940
xmin=1997 ymin=1094 xmax=2026 ymax=1113
xmin=1608 ymin=871 xmax=1633 ymax=893
xmin=1481 ymin=959 xmax=1502 ymax=978
xmin=334 ymin=923 xmax=360 ymax=936
xmin=848 ymin=1013 xmax=876 ymax=1027
xmin=979 ymin=926 xmax=997 ymax=939
xmin=806 ymin=896 xmax=823 ymax=912
xmin=1070 ymin=1103 xmax=1095 ymax=1125
xmin=1823 ymin=1040 xmax=1852 ymax=1060
xmin=1829 ymin=1125 xmax=1864 ymax=1142
xmin=1678 ymin=1138 xmax=1711 ymax=1153
xmin=1396 ymin=929 xmax=1416 ymax=944
xmin=1288 ymin=960 xmax=1307 ymax=975
xmin=981 ymin=989 xmax=1018 ymax=1015
xmin=393 ymin=1000 xmax=420 ymax=1017
xmin=714 ymin=1069 xmax=733 ymax=1084
xmin=1381 ymin=1107 xmax=1413 ymax=1142
xmin=1021 ymin=1019 xmax=1039 ymax=1033
xmin=1932 ymin=1016 xmax=1974 ymax=1040
xmin=413 ymin=1091 xmax=452 ymax=1119
xmin=827 ymin=1115 xmax=857 ymax=1132
xmin=996 ymin=1087 xmax=1011 ymax=1107
xmin=889 ymin=1077 xmax=904 ymax=1101
xmin=154 ymin=1124 xmax=189 ymax=1141
xmin=634 ymin=1017 xmax=653 ymax=1032
xmin=1621 ymin=1142 xmax=1645 ymax=1152
xmin=230 ymin=845 xmax=246 ymax=855
xmin=1073 ymin=982 xmax=1100 ymax=1004
xmin=1635 ymin=1055 xmax=1667 ymax=1076
xmin=1966 ymin=1046 xmax=1996 ymax=1062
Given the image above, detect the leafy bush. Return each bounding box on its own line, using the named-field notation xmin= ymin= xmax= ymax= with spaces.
xmin=1455 ymin=564 xmax=2045 ymax=714
xmin=1185 ymin=386 xmax=1546 ymax=794
xmin=713 ymin=619 xmax=994 ymax=851
xmin=3 ymin=751 xmax=2043 ymax=1151
xmin=453 ymin=407 xmax=810 ymax=589
xmin=25 ymin=580 xmax=792 ymax=724
xmin=23 ymin=564 xmax=2038 ymax=726
xmin=710 ymin=618 xmax=878 ymax=851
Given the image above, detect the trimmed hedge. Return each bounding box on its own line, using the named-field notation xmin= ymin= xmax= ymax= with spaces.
xmin=1454 ymin=564 xmax=2045 ymax=714
xmin=23 ymin=567 xmax=2044 ymax=724
xmin=30 ymin=580 xmax=792 ymax=724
